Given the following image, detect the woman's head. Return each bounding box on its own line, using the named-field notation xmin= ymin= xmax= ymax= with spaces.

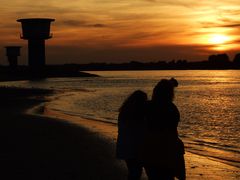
xmin=120 ymin=90 xmax=147 ymax=113
xmin=152 ymin=78 xmax=178 ymax=103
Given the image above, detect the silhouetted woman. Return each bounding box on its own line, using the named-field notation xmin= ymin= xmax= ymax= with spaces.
xmin=116 ymin=90 xmax=148 ymax=180
xmin=140 ymin=78 xmax=185 ymax=180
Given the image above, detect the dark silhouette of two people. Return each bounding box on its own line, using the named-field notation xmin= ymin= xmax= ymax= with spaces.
xmin=116 ymin=78 xmax=185 ymax=180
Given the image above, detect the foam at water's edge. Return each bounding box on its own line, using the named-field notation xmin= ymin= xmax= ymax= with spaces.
xmin=25 ymin=103 xmax=46 ymax=116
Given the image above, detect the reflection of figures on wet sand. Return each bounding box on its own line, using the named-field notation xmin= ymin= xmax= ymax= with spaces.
xmin=116 ymin=78 xmax=185 ymax=180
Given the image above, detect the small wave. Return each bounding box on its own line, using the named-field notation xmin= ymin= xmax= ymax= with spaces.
xmin=186 ymin=148 xmax=240 ymax=168
xmin=183 ymin=138 xmax=240 ymax=168
xmin=47 ymin=107 xmax=117 ymax=125
xmin=189 ymin=139 xmax=240 ymax=154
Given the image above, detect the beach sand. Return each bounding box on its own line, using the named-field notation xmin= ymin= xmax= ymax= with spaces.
xmin=0 ymin=90 xmax=126 ymax=180
xmin=0 ymin=88 xmax=239 ymax=179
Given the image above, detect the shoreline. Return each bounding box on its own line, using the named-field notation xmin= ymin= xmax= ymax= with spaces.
xmin=29 ymin=104 xmax=240 ymax=179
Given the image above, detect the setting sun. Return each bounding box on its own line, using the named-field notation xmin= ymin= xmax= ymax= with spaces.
xmin=209 ymin=34 xmax=230 ymax=45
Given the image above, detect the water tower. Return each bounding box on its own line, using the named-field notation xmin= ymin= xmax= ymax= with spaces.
xmin=17 ymin=18 xmax=55 ymax=68
xmin=5 ymin=46 xmax=21 ymax=67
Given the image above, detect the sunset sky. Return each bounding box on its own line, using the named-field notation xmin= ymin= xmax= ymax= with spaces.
xmin=1 ymin=0 xmax=240 ymax=65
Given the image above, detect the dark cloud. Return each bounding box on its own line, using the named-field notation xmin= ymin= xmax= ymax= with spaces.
xmin=224 ymin=38 xmax=240 ymax=45
xmin=143 ymin=0 xmax=199 ymax=9
xmin=58 ymin=20 xmax=87 ymax=27
xmin=220 ymin=24 xmax=240 ymax=28
xmin=117 ymin=29 xmax=188 ymax=46
xmin=201 ymin=21 xmax=240 ymax=29
xmin=57 ymin=20 xmax=107 ymax=28
xmin=92 ymin=24 xmax=106 ymax=28
xmin=201 ymin=22 xmax=219 ymax=28
xmin=202 ymin=14 xmax=240 ymax=29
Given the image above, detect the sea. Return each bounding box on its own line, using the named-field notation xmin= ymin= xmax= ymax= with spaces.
xmin=1 ymin=70 xmax=240 ymax=168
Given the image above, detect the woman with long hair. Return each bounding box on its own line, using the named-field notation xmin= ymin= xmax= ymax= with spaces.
xmin=116 ymin=90 xmax=148 ymax=180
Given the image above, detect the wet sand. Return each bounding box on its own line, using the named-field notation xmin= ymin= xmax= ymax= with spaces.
xmin=0 ymin=87 xmax=239 ymax=179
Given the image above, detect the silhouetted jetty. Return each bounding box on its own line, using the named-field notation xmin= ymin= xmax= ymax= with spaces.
xmin=0 ymin=65 xmax=99 ymax=82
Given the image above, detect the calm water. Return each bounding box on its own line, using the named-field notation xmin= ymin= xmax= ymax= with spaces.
xmin=1 ymin=70 xmax=240 ymax=167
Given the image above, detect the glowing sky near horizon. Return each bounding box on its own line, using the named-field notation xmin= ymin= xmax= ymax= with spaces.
xmin=0 ymin=0 xmax=240 ymax=64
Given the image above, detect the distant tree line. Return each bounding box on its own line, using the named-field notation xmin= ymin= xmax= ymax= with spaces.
xmin=76 ymin=52 xmax=240 ymax=70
